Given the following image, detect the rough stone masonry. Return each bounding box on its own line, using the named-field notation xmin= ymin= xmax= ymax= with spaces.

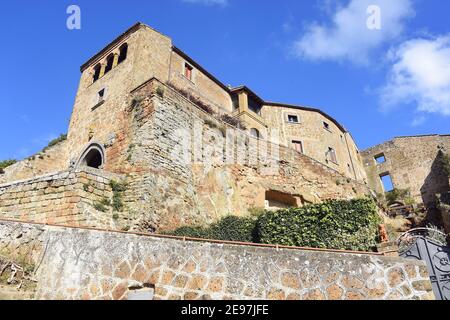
xmin=0 ymin=220 xmax=435 ymax=300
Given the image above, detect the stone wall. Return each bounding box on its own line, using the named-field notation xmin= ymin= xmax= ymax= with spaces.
xmin=0 ymin=140 xmax=69 ymax=185
xmin=0 ymin=168 xmax=125 ymax=229
xmin=362 ymin=135 xmax=450 ymax=206
xmin=122 ymin=79 xmax=372 ymax=231
xmin=261 ymin=104 xmax=367 ymax=182
xmin=0 ymin=220 xmax=434 ymax=300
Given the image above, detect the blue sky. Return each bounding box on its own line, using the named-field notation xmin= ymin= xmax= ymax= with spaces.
xmin=1 ymin=0 xmax=449 ymax=160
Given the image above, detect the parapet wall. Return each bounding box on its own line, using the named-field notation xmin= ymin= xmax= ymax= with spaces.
xmin=0 ymin=220 xmax=434 ymax=300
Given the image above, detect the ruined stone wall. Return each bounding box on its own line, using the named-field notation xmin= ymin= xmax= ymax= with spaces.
xmin=0 ymin=168 xmax=125 ymax=229
xmin=0 ymin=140 xmax=69 ymax=185
xmin=122 ymin=79 xmax=372 ymax=231
xmin=0 ymin=220 xmax=435 ymax=300
xmin=362 ymin=135 xmax=450 ymax=206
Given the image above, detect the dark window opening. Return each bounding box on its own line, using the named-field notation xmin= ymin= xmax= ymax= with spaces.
xmin=184 ymin=63 xmax=193 ymax=81
xmin=98 ymin=89 xmax=105 ymax=103
xmin=82 ymin=148 xmax=103 ymax=169
xmin=93 ymin=64 xmax=101 ymax=82
xmin=248 ymin=96 xmax=262 ymax=116
xmin=292 ymin=141 xmax=303 ymax=154
xmin=250 ymin=128 xmax=260 ymax=139
xmin=375 ymin=154 xmax=386 ymax=164
xmin=323 ymin=122 xmax=331 ymax=131
xmin=231 ymin=94 xmax=239 ymax=111
xmin=380 ymin=173 xmax=394 ymax=192
xmin=104 ymin=54 xmax=114 ymax=74
xmin=288 ymin=115 xmax=299 ymax=123
xmin=118 ymin=43 xmax=128 ymax=64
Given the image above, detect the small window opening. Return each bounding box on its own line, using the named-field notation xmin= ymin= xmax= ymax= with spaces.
xmin=104 ymin=54 xmax=114 ymax=74
xmin=380 ymin=173 xmax=394 ymax=192
xmin=327 ymin=147 xmax=337 ymax=164
xmin=93 ymin=64 xmax=101 ymax=83
xmin=250 ymin=128 xmax=260 ymax=139
xmin=118 ymin=43 xmax=128 ymax=64
xmin=288 ymin=115 xmax=299 ymax=123
xmin=375 ymin=154 xmax=386 ymax=164
xmin=323 ymin=122 xmax=331 ymax=131
xmin=184 ymin=63 xmax=193 ymax=81
xmin=292 ymin=141 xmax=304 ymax=154
xmin=98 ymin=89 xmax=105 ymax=103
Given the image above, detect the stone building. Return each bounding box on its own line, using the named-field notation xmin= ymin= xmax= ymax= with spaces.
xmin=362 ymin=135 xmax=450 ymax=207
xmin=0 ymin=22 xmax=448 ymax=232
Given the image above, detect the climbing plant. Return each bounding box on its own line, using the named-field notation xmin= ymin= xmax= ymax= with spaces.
xmin=167 ymin=198 xmax=382 ymax=252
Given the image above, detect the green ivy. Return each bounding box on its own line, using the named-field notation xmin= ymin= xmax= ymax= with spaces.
xmin=167 ymin=216 xmax=258 ymax=243
xmin=166 ymin=198 xmax=382 ymax=252
xmin=257 ymin=198 xmax=382 ymax=251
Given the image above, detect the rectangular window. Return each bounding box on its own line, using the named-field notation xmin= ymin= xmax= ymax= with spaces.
xmin=323 ymin=122 xmax=331 ymax=131
xmin=184 ymin=63 xmax=193 ymax=81
xmin=375 ymin=154 xmax=386 ymax=164
xmin=288 ymin=115 xmax=299 ymax=123
xmin=328 ymin=147 xmax=337 ymax=164
xmin=292 ymin=141 xmax=304 ymax=154
xmin=98 ymin=89 xmax=105 ymax=103
xmin=380 ymin=173 xmax=394 ymax=192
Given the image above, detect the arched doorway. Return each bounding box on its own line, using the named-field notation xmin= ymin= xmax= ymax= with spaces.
xmin=77 ymin=143 xmax=105 ymax=169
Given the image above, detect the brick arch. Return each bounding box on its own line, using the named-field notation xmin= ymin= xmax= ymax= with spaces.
xmin=76 ymin=143 xmax=106 ymax=169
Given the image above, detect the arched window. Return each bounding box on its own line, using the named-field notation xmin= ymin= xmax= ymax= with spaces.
xmin=104 ymin=54 xmax=114 ymax=74
xmin=118 ymin=43 xmax=128 ymax=64
xmin=250 ymin=128 xmax=260 ymax=139
xmin=93 ymin=64 xmax=101 ymax=82
xmin=77 ymin=144 xmax=105 ymax=169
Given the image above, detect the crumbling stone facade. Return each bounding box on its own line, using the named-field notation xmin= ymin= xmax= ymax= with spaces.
xmin=362 ymin=135 xmax=450 ymax=207
xmin=0 ymin=220 xmax=435 ymax=300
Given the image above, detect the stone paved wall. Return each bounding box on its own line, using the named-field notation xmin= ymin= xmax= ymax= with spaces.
xmin=0 ymin=220 xmax=435 ymax=300
xmin=362 ymin=135 xmax=450 ymax=206
xmin=0 ymin=168 xmax=125 ymax=229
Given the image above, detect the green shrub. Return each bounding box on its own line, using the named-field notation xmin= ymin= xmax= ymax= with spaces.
xmin=93 ymin=201 xmax=108 ymax=212
xmin=440 ymin=152 xmax=450 ymax=176
xmin=208 ymin=216 xmax=258 ymax=243
xmin=44 ymin=134 xmax=67 ymax=151
xmin=166 ymin=198 xmax=382 ymax=252
xmin=167 ymin=216 xmax=258 ymax=243
xmin=168 ymin=226 xmax=211 ymax=239
xmin=0 ymin=159 xmax=17 ymax=173
xmin=385 ymin=188 xmax=411 ymax=205
xmin=256 ymin=198 xmax=382 ymax=251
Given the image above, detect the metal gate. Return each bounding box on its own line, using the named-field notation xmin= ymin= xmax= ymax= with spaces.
xmin=398 ymin=228 xmax=450 ymax=300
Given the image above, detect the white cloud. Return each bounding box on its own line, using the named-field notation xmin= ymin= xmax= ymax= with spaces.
xmin=381 ymin=36 xmax=450 ymax=117
xmin=293 ymin=0 xmax=414 ymax=64
xmin=181 ymin=0 xmax=228 ymax=6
